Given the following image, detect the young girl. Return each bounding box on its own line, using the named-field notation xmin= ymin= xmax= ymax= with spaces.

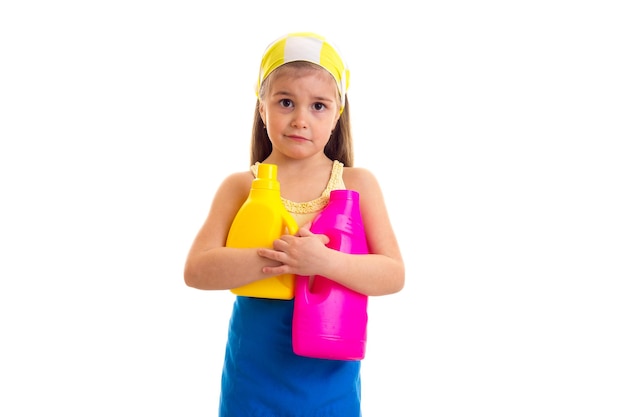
xmin=184 ymin=32 xmax=404 ymax=417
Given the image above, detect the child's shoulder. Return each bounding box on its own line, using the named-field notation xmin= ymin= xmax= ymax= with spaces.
xmin=342 ymin=166 xmax=381 ymax=190
xmin=216 ymin=169 xmax=255 ymax=197
xmin=223 ymin=169 xmax=255 ymax=183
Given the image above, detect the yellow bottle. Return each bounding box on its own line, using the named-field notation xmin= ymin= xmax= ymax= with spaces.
xmin=227 ymin=163 xmax=299 ymax=299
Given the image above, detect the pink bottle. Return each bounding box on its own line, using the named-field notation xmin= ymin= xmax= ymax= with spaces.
xmin=292 ymin=189 xmax=369 ymax=361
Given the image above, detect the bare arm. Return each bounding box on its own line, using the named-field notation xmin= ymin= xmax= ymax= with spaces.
xmin=258 ymin=168 xmax=405 ymax=296
xmin=183 ymin=172 xmax=284 ymax=290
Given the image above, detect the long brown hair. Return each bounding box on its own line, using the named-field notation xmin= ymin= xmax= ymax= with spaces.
xmin=250 ymin=62 xmax=354 ymax=167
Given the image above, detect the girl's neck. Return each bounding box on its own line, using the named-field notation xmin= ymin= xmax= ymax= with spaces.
xmin=262 ymin=153 xmax=332 ymax=173
xmin=261 ymin=155 xmax=334 ymax=202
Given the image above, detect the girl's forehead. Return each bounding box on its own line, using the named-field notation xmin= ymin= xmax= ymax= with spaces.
xmin=271 ymin=63 xmax=333 ymax=80
xmin=259 ymin=62 xmax=341 ymax=104
xmin=268 ymin=65 xmax=338 ymax=91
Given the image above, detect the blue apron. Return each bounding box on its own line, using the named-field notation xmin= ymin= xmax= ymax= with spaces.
xmin=219 ymin=296 xmax=361 ymax=417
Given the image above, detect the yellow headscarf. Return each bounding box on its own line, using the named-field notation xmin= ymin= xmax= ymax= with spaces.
xmin=256 ymin=32 xmax=350 ymax=113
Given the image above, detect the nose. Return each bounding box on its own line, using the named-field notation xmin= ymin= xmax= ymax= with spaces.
xmin=290 ymin=107 xmax=308 ymax=129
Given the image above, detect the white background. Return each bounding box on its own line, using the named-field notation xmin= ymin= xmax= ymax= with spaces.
xmin=1 ymin=1 xmax=625 ymax=416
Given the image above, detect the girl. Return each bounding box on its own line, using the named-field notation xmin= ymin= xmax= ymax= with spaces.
xmin=184 ymin=32 xmax=404 ymax=417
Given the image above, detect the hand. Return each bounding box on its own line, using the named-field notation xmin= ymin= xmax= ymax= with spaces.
xmin=257 ymin=222 xmax=330 ymax=276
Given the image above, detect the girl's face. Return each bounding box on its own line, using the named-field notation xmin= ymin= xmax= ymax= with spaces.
xmin=259 ymin=66 xmax=341 ymax=161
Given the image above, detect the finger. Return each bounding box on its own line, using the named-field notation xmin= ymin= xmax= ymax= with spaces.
xmin=262 ymin=264 xmax=290 ymax=275
xmin=272 ymin=237 xmax=289 ymax=251
xmin=296 ymin=225 xmax=329 ymax=244
xmin=295 ymin=222 xmax=312 ymax=237
xmin=258 ymin=248 xmax=283 ymax=262
xmin=317 ymin=233 xmax=330 ymax=245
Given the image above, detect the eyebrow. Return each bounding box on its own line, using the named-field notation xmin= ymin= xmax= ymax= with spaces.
xmin=271 ymin=90 xmax=335 ymax=103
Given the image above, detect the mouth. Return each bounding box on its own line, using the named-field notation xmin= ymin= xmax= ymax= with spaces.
xmin=286 ymin=135 xmax=310 ymax=142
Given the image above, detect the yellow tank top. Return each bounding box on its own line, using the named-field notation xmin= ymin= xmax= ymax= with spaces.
xmin=251 ymin=160 xmax=346 ymax=226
